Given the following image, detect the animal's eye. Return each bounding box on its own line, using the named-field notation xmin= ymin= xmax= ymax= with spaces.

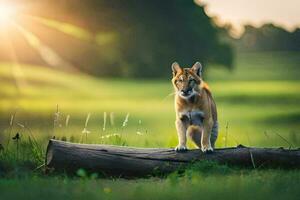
xmin=177 ymin=77 xmax=183 ymax=83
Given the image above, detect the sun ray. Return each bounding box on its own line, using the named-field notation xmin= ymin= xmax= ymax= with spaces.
xmin=0 ymin=25 xmax=27 ymax=93
xmin=11 ymin=22 xmax=78 ymax=71
xmin=25 ymin=15 xmax=93 ymax=42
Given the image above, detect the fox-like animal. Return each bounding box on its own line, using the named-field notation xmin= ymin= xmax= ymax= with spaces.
xmin=171 ymin=62 xmax=218 ymax=153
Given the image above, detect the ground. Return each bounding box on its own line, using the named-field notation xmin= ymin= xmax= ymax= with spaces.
xmin=0 ymin=51 xmax=299 ymax=199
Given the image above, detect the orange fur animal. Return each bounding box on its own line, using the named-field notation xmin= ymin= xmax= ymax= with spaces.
xmin=171 ymin=62 xmax=218 ymax=153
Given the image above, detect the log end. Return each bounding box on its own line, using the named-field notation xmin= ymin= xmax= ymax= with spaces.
xmin=45 ymin=139 xmax=55 ymax=167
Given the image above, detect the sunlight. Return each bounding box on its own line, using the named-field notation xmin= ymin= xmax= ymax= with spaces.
xmin=0 ymin=2 xmax=82 ymax=92
xmin=0 ymin=3 xmax=17 ymax=27
xmin=12 ymin=22 xmax=76 ymax=71
xmin=29 ymin=16 xmax=93 ymax=41
xmin=0 ymin=28 xmax=27 ymax=92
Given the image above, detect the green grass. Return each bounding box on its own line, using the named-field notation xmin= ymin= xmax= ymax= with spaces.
xmin=207 ymin=51 xmax=300 ymax=81
xmin=1 ymin=169 xmax=300 ymax=200
xmin=0 ymin=51 xmax=300 ymax=199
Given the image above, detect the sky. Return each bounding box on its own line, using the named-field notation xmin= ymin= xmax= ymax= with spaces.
xmin=198 ymin=0 xmax=300 ymax=37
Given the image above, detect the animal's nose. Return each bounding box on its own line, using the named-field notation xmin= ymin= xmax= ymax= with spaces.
xmin=181 ymin=89 xmax=192 ymax=96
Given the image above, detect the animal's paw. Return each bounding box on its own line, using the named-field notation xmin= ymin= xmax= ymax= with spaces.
xmin=201 ymin=144 xmax=213 ymax=154
xmin=175 ymin=144 xmax=188 ymax=152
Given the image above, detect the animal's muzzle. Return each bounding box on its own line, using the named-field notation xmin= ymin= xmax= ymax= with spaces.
xmin=180 ymin=88 xmax=192 ymax=96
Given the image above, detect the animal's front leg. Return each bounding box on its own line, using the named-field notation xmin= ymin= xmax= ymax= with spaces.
xmin=175 ymin=119 xmax=188 ymax=152
xmin=201 ymin=119 xmax=213 ymax=153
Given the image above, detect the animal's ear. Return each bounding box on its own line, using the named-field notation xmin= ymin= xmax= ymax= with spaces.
xmin=171 ymin=62 xmax=182 ymax=76
xmin=191 ymin=62 xmax=203 ymax=77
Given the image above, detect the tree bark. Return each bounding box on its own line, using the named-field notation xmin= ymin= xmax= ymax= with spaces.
xmin=46 ymin=139 xmax=300 ymax=177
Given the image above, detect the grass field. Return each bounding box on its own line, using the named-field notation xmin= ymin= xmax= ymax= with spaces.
xmin=0 ymin=51 xmax=300 ymax=199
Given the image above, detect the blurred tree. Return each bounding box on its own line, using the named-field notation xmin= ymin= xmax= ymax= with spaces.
xmin=235 ymin=24 xmax=300 ymax=52
xmin=5 ymin=0 xmax=233 ymax=77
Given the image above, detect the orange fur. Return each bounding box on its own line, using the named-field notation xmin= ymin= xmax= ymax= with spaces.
xmin=201 ymin=81 xmax=210 ymax=92
xmin=171 ymin=62 xmax=218 ymax=152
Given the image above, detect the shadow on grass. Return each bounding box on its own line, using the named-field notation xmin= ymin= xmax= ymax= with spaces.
xmin=259 ymin=113 xmax=300 ymax=125
xmin=216 ymin=95 xmax=300 ymax=105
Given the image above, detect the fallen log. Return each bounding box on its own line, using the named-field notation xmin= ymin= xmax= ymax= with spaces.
xmin=46 ymin=139 xmax=300 ymax=177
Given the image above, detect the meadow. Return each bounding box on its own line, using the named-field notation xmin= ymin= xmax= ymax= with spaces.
xmin=0 ymin=51 xmax=300 ymax=199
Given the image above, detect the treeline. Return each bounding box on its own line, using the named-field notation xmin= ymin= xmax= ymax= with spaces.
xmin=3 ymin=0 xmax=234 ymax=78
xmin=234 ymin=24 xmax=300 ymax=52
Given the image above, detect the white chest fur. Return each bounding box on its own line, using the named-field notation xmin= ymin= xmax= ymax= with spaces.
xmin=178 ymin=109 xmax=205 ymax=126
xmin=178 ymin=109 xmax=204 ymax=117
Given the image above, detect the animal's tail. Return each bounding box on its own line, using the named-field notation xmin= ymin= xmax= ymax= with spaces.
xmin=210 ymin=121 xmax=218 ymax=148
